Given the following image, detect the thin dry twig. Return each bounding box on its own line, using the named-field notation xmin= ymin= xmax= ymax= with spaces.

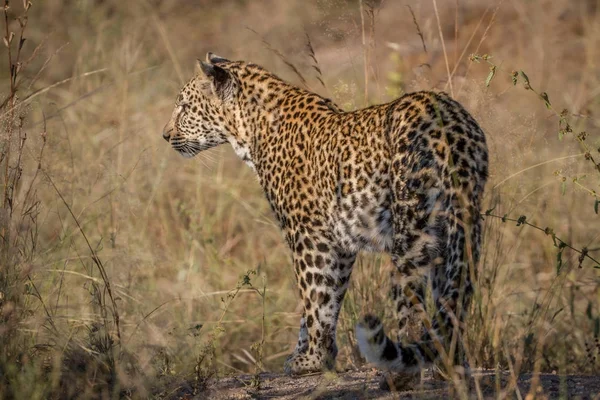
xmin=456 ymin=2 xmax=503 ymax=96
xmin=246 ymin=27 xmax=309 ymax=90
xmin=483 ymin=211 xmax=600 ymax=267
xmin=305 ymin=32 xmax=326 ymax=89
xmin=42 ymin=170 xmax=122 ymax=344
xmin=407 ymin=5 xmax=427 ymax=53
xmin=433 ymin=0 xmax=454 ymax=96
xmin=446 ymin=6 xmax=492 ymax=86
xmin=359 ymin=0 xmax=369 ymax=104
xmin=151 ymin=13 xmax=184 ymax=85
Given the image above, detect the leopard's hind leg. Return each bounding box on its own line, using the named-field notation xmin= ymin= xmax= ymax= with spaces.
xmin=356 ymin=143 xmax=478 ymax=376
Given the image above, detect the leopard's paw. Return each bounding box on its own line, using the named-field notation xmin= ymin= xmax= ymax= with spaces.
xmin=283 ymin=351 xmax=335 ymax=376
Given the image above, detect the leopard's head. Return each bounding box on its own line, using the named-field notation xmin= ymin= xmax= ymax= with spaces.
xmin=162 ymin=53 xmax=239 ymax=158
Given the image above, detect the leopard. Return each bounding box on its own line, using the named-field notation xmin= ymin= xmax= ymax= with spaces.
xmin=162 ymin=52 xmax=488 ymax=378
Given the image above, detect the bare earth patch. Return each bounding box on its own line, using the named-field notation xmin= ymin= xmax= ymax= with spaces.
xmin=184 ymin=368 xmax=600 ymax=399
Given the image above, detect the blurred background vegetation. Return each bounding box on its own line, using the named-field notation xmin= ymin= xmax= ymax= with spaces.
xmin=0 ymin=0 xmax=599 ymax=398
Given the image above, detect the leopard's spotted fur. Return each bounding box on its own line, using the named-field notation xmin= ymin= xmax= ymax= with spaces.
xmin=163 ymin=53 xmax=488 ymax=376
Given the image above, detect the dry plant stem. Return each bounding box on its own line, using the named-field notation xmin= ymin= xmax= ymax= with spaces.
xmin=524 ymin=326 xmax=545 ymax=400
xmin=502 ymin=341 xmax=524 ymax=400
xmin=433 ymin=0 xmax=454 ymax=97
xmin=17 ymin=122 xmax=52 ymax=329
xmin=16 ymin=113 xmax=46 ymax=223
xmin=248 ymin=274 xmax=267 ymax=385
xmin=456 ymin=3 xmax=502 ymax=97
xmin=447 ymin=6 xmax=491 ymax=86
xmin=406 ymin=5 xmax=427 ymax=53
xmin=1 ymin=0 xmax=32 ymax=263
xmin=305 ymin=32 xmax=326 ymax=90
xmin=567 ymin=174 xmax=599 ymax=199
xmin=26 ymin=274 xmax=57 ymax=334
xmin=492 ymin=153 xmax=585 ymax=190
xmin=2 ymin=3 xmax=15 ymax=215
xmin=151 ymin=13 xmax=184 ymax=85
xmin=26 ymin=38 xmax=62 ymax=91
xmin=1 ymin=99 xmax=15 ymax=248
xmin=256 ymin=275 xmax=267 ymax=372
xmin=23 ymin=65 xmax=158 ymax=129
xmin=112 ymin=68 xmax=130 ymax=247
xmin=471 ymin=370 xmax=484 ymax=400
xmin=195 ymin=272 xmax=257 ymax=392
xmin=19 ymin=68 xmax=109 ymax=108
xmin=525 ymin=81 xmax=600 ymax=174
xmin=0 ymin=1 xmax=37 ymax=109
xmin=483 ymin=212 xmax=600 ymax=267
xmin=0 ymin=3 xmax=50 ymax=379
xmin=42 ymin=170 xmax=122 ymax=344
xmin=365 ymin=3 xmax=381 ymax=100
xmin=454 ymin=0 xmax=459 ymax=67
xmin=246 ymin=27 xmax=310 ymax=90
xmin=359 ymin=0 xmax=368 ymax=105
xmin=476 ymin=55 xmax=600 ymax=176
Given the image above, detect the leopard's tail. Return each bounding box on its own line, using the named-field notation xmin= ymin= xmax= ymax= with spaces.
xmin=355 ymin=207 xmax=483 ymax=372
xmin=355 ymin=314 xmax=437 ymax=373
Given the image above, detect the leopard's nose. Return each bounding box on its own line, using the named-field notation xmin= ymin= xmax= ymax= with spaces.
xmin=162 ymin=128 xmax=173 ymax=142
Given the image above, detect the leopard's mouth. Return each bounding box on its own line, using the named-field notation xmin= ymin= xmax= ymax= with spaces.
xmin=171 ymin=139 xmax=203 ymax=158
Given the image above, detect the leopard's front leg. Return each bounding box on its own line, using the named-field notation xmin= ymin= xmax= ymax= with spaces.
xmin=284 ymin=232 xmax=356 ymax=375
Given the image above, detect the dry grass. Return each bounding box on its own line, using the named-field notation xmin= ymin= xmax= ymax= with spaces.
xmin=0 ymin=0 xmax=599 ymax=398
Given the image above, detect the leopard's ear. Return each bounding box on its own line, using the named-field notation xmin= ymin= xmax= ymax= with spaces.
xmin=196 ymin=60 xmax=228 ymax=82
xmin=206 ymin=52 xmax=229 ymax=64
xmin=196 ymin=59 xmax=233 ymax=99
xmin=195 ymin=59 xmax=204 ymax=75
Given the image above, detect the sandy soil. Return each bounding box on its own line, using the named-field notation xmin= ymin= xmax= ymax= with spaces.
xmin=172 ymin=367 xmax=600 ymax=399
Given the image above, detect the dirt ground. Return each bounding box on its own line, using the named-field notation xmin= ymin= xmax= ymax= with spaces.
xmin=182 ymin=367 xmax=600 ymax=399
